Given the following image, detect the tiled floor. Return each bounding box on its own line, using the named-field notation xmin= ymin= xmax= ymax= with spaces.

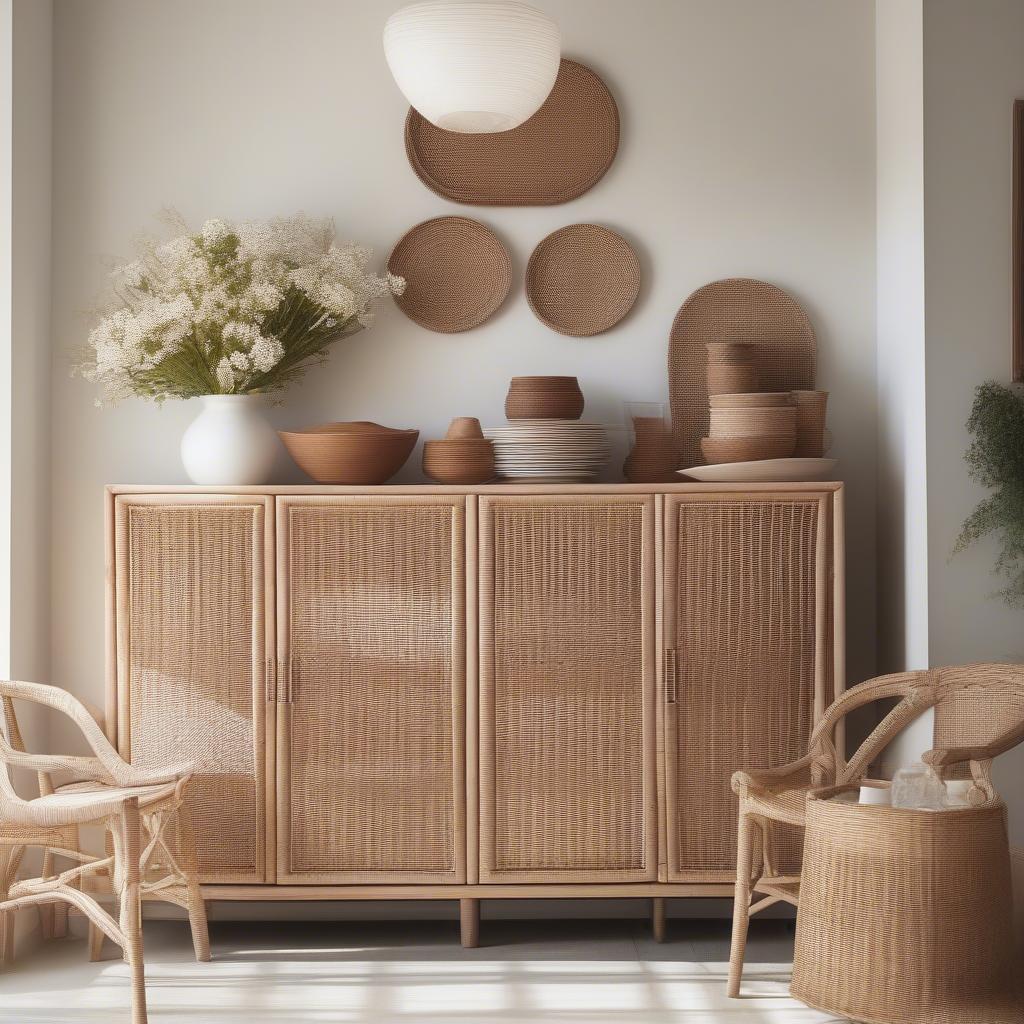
xmin=0 ymin=915 xmax=850 ymax=1023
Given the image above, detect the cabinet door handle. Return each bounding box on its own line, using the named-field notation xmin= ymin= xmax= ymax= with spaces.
xmin=264 ymin=658 xmax=275 ymax=704
xmin=665 ymin=649 xmax=678 ymax=705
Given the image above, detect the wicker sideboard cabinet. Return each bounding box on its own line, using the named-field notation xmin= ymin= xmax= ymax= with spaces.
xmin=106 ymin=483 xmax=844 ymax=945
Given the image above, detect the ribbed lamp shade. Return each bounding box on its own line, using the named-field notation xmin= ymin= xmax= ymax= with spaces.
xmin=383 ymin=1 xmax=561 ymax=133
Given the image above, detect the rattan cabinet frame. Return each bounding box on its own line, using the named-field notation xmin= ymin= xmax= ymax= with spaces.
xmin=106 ymin=483 xmax=844 ymax=924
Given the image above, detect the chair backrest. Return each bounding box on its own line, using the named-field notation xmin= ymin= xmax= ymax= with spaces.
xmin=806 ymin=663 xmax=1024 ymax=789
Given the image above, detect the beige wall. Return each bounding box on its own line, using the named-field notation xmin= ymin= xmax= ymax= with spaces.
xmin=49 ymin=0 xmax=879 ymax=758
xmin=921 ymin=0 xmax=1024 ymax=848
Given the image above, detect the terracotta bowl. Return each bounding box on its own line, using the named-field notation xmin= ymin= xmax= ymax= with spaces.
xmin=701 ymin=436 xmax=795 ymax=465
xmin=505 ymin=376 xmax=585 ymax=420
xmin=279 ymin=422 xmax=418 ymax=484
xmin=422 ymin=439 xmax=495 ymax=484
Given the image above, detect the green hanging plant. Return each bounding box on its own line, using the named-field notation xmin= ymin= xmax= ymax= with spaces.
xmin=954 ymin=381 xmax=1024 ymax=605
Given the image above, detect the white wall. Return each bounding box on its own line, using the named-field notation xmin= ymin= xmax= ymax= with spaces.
xmin=1 ymin=0 xmax=53 ymax=952
xmin=921 ymin=0 xmax=1024 ymax=848
xmin=49 ymin=0 xmax=879 ymax=762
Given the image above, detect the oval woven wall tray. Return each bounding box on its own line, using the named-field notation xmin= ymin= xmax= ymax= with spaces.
xmin=388 ymin=216 xmax=511 ymax=333
xmin=668 ymin=278 xmax=817 ymax=468
xmin=526 ymin=224 xmax=640 ymax=337
xmin=405 ymin=58 xmax=619 ymax=206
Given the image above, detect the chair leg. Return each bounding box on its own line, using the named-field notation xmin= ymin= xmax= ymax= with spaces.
xmin=38 ymin=849 xmax=55 ymax=939
xmin=51 ymin=853 xmax=68 ymax=940
xmin=460 ymin=898 xmax=479 ymax=948
xmin=0 ymin=845 xmax=24 ymax=965
xmin=651 ymin=897 xmax=667 ymax=943
xmin=88 ymin=921 xmax=106 ymax=962
xmin=175 ymin=803 xmax=210 ymax=963
xmin=728 ymin=812 xmax=760 ymax=998
xmin=118 ymin=799 xmax=148 ymax=1024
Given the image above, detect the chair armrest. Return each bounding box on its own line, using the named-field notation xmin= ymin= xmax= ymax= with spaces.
xmin=732 ymin=754 xmax=815 ymax=796
xmin=923 ymin=746 xmax=993 ymax=768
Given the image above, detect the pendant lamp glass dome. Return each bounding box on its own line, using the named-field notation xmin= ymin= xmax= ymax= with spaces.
xmin=384 ymin=1 xmax=561 ymax=134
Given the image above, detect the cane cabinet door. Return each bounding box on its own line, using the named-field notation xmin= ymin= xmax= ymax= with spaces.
xmin=478 ymin=495 xmax=658 ymax=883
xmin=663 ymin=492 xmax=832 ymax=881
xmin=276 ymin=496 xmax=466 ymax=884
xmin=112 ymin=495 xmax=273 ymax=884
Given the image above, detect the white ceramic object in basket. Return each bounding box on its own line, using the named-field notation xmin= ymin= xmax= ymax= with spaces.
xmin=180 ymin=394 xmax=281 ymax=485
xmin=678 ymin=458 xmax=837 ymax=483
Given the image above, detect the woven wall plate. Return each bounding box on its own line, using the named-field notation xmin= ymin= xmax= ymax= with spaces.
xmin=526 ymin=224 xmax=640 ymax=337
xmin=668 ymin=278 xmax=816 ymax=468
xmin=405 ymin=58 xmax=619 ymax=206
xmin=388 ymin=216 xmax=511 ymax=333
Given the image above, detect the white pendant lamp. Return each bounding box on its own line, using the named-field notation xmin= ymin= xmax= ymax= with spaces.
xmin=383 ymin=1 xmax=561 ymax=134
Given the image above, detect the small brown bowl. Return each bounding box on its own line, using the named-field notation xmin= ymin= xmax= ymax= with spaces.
xmin=446 ymin=417 xmax=484 ymax=440
xmin=423 ymin=439 xmax=495 ymax=484
xmin=505 ymin=376 xmax=585 ymax=420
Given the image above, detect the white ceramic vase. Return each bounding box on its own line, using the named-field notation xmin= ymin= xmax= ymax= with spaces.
xmin=180 ymin=394 xmax=280 ymax=485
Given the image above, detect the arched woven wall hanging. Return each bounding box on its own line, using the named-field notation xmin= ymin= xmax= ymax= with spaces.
xmin=668 ymin=278 xmax=816 ymax=468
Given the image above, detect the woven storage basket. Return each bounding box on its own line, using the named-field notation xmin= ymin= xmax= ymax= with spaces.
xmin=526 ymin=224 xmax=640 ymax=337
xmin=388 ymin=216 xmax=510 ymax=333
xmin=708 ymin=406 xmax=797 ymax=439
xmin=700 ymin=436 xmax=795 ymax=464
xmin=404 ymin=59 xmax=619 ymax=206
xmin=710 ymin=391 xmax=793 ymax=409
xmin=792 ymin=390 xmax=828 ymax=457
xmin=669 ymin=278 xmax=816 ymax=467
xmin=706 ymin=363 xmax=758 ymax=396
xmin=791 ymin=787 xmax=1021 ymax=1024
xmin=705 ymin=342 xmax=757 ymax=365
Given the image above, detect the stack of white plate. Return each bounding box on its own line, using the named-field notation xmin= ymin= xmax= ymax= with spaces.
xmin=484 ymin=420 xmax=611 ymax=482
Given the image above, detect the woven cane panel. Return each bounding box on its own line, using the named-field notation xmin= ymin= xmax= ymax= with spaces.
xmin=668 ymin=278 xmax=816 ymax=468
xmin=932 ymin=663 xmax=1024 ymax=758
xmin=483 ymin=501 xmax=652 ymax=880
xmin=670 ymin=499 xmax=819 ymax=878
xmin=405 ymin=58 xmax=619 ymax=206
xmin=283 ymin=501 xmax=463 ymax=881
xmin=124 ymin=504 xmax=262 ymax=882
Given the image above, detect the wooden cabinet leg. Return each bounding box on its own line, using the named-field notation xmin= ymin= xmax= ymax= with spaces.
xmin=651 ymin=897 xmax=667 ymax=943
xmin=460 ymin=898 xmax=480 ymax=948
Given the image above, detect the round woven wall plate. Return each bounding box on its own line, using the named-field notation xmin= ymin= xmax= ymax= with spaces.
xmin=388 ymin=216 xmax=511 ymax=333
xmin=526 ymin=224 xmax=640 ymax=337
xmin=668 ymin=278 xmax=816 ymax=468
xmin=405 ymin=58 xmax=619 ymax=206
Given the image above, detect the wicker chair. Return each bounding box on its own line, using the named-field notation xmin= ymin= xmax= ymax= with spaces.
xmin=727 ymin=661 xmax=1024 ymax=998
xmin=0 ymin=681 xmax=209 ymax=981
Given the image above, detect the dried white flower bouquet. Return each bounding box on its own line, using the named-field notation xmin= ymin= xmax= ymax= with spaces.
xmin=79 ymin=213 xmax=404 ymax=403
